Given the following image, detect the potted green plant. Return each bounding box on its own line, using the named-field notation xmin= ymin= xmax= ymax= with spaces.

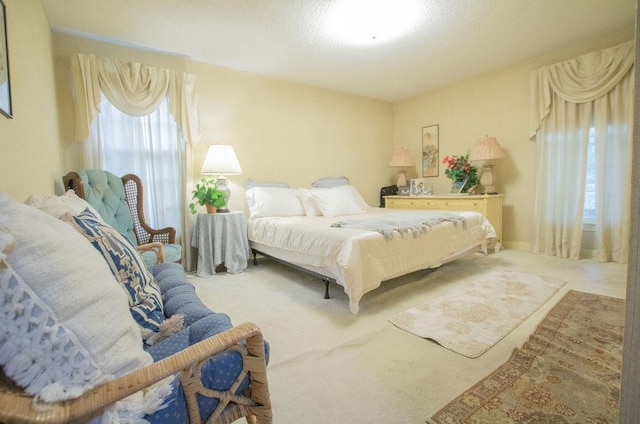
xmin=189 ymin=178 xmax=227 ymax=214
xmin=442 ymin=152 xmax=479 ymax=193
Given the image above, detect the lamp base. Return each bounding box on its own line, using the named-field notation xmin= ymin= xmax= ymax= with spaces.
xmin=216 ymin=175 xmax=231 ymax=212
xmin=396 ymin=170 xmax=407 ymax=187
xmin=479 ymin=164 xmax=499 ymax=195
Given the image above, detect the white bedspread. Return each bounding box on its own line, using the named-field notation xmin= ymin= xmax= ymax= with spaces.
xmin=248 ymin=207 xmax=497 ymax=314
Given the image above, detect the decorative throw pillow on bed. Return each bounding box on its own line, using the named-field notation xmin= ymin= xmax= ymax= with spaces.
xmin=311 ymin=176 xmax=350 ymax=188
xmin=0 ymin=194 xmax=172 ymax=420
xmin=310 ymin=185 xmax=368 ymax=217
xmin=244 ymin=178 xmax=290 ymax=190
xmin=62 ymin=208 xmax=165 ymax=341
xmin=245 ymin=186 xmax=305 ymax=218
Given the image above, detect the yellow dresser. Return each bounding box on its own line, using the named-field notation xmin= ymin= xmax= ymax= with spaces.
xmin=384 ymin=194 xmax=504 ymax=242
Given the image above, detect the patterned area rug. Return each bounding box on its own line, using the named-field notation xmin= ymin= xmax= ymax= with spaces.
xmin=428 ymin=290 xmax=625 ymax=424
xmin=389 ymin=270 xmax=567 ymax=357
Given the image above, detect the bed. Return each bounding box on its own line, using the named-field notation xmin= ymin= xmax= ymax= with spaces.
xmin=245 ymin=178 xmax=497 ymax=314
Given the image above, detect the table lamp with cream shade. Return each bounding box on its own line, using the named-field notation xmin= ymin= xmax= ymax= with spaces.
xmin=389 ymin=148 xmax=415 ymax=187
xmin=469 ymin=136 xmax=505 ymax=194
xmin=200 ymin=144 xmax=242 ymax=212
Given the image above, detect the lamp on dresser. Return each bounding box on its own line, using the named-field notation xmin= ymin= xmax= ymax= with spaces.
xmin=201 ymin=144 xmax=243 ymax=213
xmin=389 ymin=148 xmax=415 ymax=187
xmin=469 ymin=136 xmax=505 ymax=194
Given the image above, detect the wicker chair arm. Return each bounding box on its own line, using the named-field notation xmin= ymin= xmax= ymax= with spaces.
xmin=0 ymin=323 xmax=271 ymax=424
xmin=137 ymin=242 xmax=166 ymax=264
xmin=144 ymin=225 xmax=177 ymax=245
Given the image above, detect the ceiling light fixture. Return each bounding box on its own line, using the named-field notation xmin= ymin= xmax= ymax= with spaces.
xmin=324 ymin=0 xmax=424 ymax=45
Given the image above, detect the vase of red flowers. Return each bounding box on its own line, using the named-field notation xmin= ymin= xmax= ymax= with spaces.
xmin=442 ymin=152 xmax=479 ymax=193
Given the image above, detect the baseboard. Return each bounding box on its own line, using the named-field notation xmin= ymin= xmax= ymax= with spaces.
xmin=580 ymin=248 xmax=598 ymax=259
xmin=501 ymin=241 xmax=599 ymax=260
xmin=501 ymin=241 xmax=530 ymax=252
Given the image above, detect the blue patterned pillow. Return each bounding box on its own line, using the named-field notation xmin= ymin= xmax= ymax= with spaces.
xmin=63 ymin=209 xmax=165 ymax=341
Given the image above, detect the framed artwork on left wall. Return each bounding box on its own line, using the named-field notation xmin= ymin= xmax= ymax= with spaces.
xmin=0 ymin=0 xmax=11 ymax=119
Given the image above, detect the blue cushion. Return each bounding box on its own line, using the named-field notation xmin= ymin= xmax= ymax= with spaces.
xmin=140 ymin=243 xmax=182 ymax=268
xmin=162 ymin=243 xmax=182 ymax=264
xmin=64 ymin=209 xmax=165 ymax=341
xmin=144 ymin=263 xmax=270 ymax=423
xmin=153 ymin=263 xmax=228 ymax=326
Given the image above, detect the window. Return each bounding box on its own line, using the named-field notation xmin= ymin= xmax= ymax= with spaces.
xmin=583 ymin=127 xmax=596 ymax=226
xmin=88 ymin=94 xmax=184 ymax=236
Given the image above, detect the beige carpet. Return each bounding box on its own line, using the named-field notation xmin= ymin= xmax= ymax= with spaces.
xmin=388 ymin=269 xmax=567 ymax=357
xmin=429 ymin=290 xmax=625 ymax=423
xmin=187 ymin=250 xmax=627 ymax=423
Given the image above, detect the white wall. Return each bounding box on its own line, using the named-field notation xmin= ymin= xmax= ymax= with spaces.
xmin=0 ymin=0 xmax=61 ymax=200
xmin=52 ymin=33 xmax=394 ymax=213
xmin=393 ymin=28 xmax=634 ymax=249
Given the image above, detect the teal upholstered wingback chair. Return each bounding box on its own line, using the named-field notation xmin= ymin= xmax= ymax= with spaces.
xmin=63 ymin=169 xmax=182 ymax=266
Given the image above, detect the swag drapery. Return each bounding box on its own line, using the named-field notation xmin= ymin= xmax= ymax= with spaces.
xmin=71 ymin=53 xmax=200 ymax=145
xmin=530 ymin=40 xmax=634 ymax=263
xmin=71 ymin=53 xmax=201 ymax=267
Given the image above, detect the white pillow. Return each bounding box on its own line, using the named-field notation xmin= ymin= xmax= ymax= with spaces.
xmin=245 ymin=187 xmax=305 ymax=218
xmin=347 ymin=185 xmax=370 ymax=210
xmin=299 ymin=189 xmax=323 ymax=217
xmin=24 ymin=189 xmax=103 ymax=220
xmin=0 ymin=194 xmax=170 ymax=418
xmin=310 ymin=185 xmax=367 ymax=218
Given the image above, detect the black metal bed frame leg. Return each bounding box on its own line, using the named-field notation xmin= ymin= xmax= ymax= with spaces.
xmin=252 ymin=248 xmax=334 ymax=300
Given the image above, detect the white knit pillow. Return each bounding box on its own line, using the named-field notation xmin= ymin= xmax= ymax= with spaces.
xmin=24 ymin=189 xmax=103 ymax=219
xmin=0 ymin=194 xmax=171 ymax=419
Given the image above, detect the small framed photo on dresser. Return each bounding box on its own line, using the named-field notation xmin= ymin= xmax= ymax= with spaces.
xmin=398 ymin=185 xmax=410 ymax=195
xmin=448 ymin=178 xmax=467 ymax=195
xmin=410 ymin=178 xmax=426 ymax=196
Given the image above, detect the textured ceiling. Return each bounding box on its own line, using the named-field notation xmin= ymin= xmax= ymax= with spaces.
xmin=40 ymin=0 xmax=635 ymax=101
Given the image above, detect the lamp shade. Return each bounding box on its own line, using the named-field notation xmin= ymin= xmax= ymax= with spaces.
xmin=469 ymin=136 xmax=505 ymax=161
xmin=201 ymin=144 xmax=242 ymax=175
xmin=389 ymin=148 xmax=415 ymax=167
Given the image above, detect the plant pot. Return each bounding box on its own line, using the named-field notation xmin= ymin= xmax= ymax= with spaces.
xmin=205 ymin=204 xmax=217 ymax=214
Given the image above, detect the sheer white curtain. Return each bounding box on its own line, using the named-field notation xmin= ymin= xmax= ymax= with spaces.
xmin=530 ymin=40 xmax=634 ymax=263
xmin=86 ymin=94 xmax=185 ymax=236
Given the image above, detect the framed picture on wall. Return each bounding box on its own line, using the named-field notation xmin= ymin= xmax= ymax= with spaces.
xmin=0 ymin=0 xmax=11 ymax=119
xmin=422 ymin=124 xmax=438 ymax=177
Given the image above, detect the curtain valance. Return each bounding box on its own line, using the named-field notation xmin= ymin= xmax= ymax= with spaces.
xmin=71 ymin=53 xmax=200 ymax=145
xmin=530 ymin=40 xmax=634 ymax=138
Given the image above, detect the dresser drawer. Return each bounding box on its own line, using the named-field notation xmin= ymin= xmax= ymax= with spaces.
xmin=385 ymin=198 xmax=421 ymax=209
xmin=441 ymin=198 xmax=484 ymax=213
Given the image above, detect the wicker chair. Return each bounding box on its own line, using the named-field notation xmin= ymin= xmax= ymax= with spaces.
xmin=63 ymin=169 xmax=182 ymax=265
xmin=0 ymin=322 xmax=272 ymax=423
